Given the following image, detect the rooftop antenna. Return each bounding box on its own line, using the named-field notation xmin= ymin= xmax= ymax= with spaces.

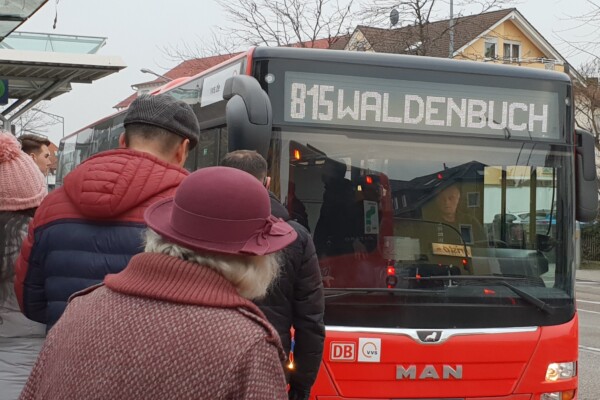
xmin=449 ymin=0 xmax=454 ymax=58
xmin=390 ymin=8 xmax=399 ymax=28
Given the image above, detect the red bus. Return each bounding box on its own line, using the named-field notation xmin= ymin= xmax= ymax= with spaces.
xmin=57 ymin=47 xmax=597 ymax=400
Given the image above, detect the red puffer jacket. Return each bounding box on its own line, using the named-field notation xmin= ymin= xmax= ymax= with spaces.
xmin=14 ymin=149 xmax=188 ymax=329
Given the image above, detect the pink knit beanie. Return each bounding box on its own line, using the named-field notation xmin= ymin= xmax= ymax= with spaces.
xmin=0 ymin=132 xmax=47 ymax=211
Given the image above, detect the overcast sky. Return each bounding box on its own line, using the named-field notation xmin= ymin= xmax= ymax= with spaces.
xmin=17 ymin=0 xmax=597 ymax=145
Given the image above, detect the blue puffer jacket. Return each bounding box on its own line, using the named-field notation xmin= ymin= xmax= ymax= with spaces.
xmin=15 ymin=149 xmax=188 ymax=329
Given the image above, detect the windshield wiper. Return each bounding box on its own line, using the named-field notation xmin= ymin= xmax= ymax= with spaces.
xmin=409 ymin=275 xmax=555 ymax=314
xmin=323 ymin=287 xmax=437 ymax=300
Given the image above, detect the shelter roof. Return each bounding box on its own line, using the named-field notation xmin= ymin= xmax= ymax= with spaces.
xmin=0 ymin=0 xmax=48 ymax=41
xmin=0 ymin=49 xmax=125 ymax=100
xmin=0 ymin=49 xmax=125 ymax=127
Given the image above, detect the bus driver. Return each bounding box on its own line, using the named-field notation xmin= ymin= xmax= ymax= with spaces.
xmin=431 ymin=184 xmax=487 ymax=245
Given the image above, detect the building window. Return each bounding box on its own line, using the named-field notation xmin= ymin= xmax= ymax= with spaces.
xmin=484 ymin=40 xmax=497 ymax=59
xmin=405 ymin=41 xmax=422 ymax=53
xmin=544 ymin=60 xmax=556 ymax=70
xmin=503 ymin=42 xmax=521 ymax=62
xmin=467 ymin=192 xmax=480 ymax=208
xmin=350 ymin=37 xmax=369 ymax=52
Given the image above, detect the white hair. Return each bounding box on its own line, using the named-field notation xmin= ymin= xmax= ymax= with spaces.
xmin=144 ymin=229 xmax=280 ymax=300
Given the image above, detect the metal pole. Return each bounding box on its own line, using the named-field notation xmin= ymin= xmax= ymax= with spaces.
xmin=140 ymin=68 xmax=172 ymax=81
xmin=449 ymin=0 xmax=454 ymax=58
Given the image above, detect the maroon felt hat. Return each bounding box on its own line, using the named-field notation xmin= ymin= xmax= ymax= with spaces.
xmin=144 ymin=166 xmax=297 ymax=256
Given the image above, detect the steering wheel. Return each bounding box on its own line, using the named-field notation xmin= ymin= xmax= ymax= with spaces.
xmin=474 ymin=239 xmax=509 ymax=248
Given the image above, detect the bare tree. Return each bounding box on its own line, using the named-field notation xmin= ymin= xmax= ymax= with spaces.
xmin=561 ymin=0 xmax=600 ymax=61
xmin=11 ymin=104 xmax=60 ymax=138
xmin=361 ymin=0 xmax=517 ymax=26
xmin=573 ymin=59 xmax=600 ymax=201
xmin=361 ymin=0 xmax=437 ymax=27
xmin=217 ymin=0 xmax=357 ymax=47
xmin=162 ymin=31 xmax=241 ymax=64
xmin=164 ymin=0 xmax=359 ymax=62
xmin=575 ymin=59 xmax=600 ymax=135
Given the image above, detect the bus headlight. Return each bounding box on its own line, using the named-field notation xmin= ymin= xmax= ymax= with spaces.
xmin=545 ymin=362 xmax=576 ymax=381
xmin=540 ymin=389 xmax=576 ymax=400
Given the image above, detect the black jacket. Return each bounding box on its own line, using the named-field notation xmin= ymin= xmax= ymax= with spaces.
xmin=255 ymin=193 xmax=325 ymax=399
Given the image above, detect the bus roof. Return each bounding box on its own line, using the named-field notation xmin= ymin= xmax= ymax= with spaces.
xmin=63 ymin=46 xmax=570 ymax=143
xmin=252 ymin=46 xmax=571 ymax=83
xmin=61 ymin=51 xmax=250 ymax=142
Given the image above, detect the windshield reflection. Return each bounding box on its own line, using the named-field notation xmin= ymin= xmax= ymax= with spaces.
xmin=270 ymin=129 xmax=571 ymax=304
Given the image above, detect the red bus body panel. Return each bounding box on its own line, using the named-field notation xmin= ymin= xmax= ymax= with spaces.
xmin=311 ymin=315 xmax=577 ymax=399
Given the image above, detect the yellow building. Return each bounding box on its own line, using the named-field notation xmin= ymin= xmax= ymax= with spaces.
xmin=337 ymin=8 xmax=582 ymax=81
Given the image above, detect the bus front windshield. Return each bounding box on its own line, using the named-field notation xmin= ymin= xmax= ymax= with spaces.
xmin=269 ymin=128 xmax=575 ymax=329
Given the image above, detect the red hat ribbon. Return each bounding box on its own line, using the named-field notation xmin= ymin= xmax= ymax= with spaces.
xmin=239 ymin=215 xmax=295 ymax=255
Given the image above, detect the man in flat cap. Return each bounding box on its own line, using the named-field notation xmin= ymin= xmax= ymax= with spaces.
xmin=15 ymin=94 xmax=200 ymax=330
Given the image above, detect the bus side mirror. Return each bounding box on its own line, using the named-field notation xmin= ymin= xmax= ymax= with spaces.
xmin=575 ymin=129 xmax=598 ymax=222
xmin=223 ymin=75 xmax=272 ymax=159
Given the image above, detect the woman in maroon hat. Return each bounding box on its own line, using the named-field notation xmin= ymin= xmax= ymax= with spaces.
xmin=19 ymin=166 xmax=298 ymax=400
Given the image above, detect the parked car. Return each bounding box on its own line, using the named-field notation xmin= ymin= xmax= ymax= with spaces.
xmin=518 ymin=210 xmax=556 ymax=237
xmin=579 ymin=220 xmax=599 ymax=232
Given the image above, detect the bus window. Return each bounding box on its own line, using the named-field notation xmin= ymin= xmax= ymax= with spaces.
xmin=93 ymin=122 xmax=111 ymax=154
xmin=282 ymin=141 xmax=327 ymax=233
xmin=108 ymin=113 xmax=125 ymax=150
xmin=196 ymin=127 xmax=222 ymax=169
xmin=312 ymin=157 xmax=360 ymax=258
xmin=183 ymin=145 xmax=197 ymax=171
xmin=272 ymin=128 xmax=567 ymax=293
xmin=56 ymin=134 xmax=77 ymax=185
xmin=218 ymin=128 xmax=228 ymax=165
xmin=75 ymin=128 xmax=94 ymax=166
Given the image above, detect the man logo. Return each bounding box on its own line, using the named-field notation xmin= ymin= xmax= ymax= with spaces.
xmin=417 ymin=331 xmax=442 ymax=343
xmin=396 ymin=364 xmax=463 ymax=380
xmin=330 ymin=342 xmax=355 ymax=361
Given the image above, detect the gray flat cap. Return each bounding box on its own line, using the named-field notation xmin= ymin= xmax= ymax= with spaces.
xmin=124 ymin=94 xmax=200 ymax=149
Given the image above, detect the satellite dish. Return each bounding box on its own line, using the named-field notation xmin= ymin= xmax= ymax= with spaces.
xmin=390 ymin=8 xmax=399 ymax=27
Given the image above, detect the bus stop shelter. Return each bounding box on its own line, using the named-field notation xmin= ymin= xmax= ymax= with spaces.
xmin=0 ymin=1 xmax=126 ymax=131
xmin=0 ymin=48 xmax=126 ymax=130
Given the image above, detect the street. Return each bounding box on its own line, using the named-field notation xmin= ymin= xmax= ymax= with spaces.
xmin=576 ymin=270 xmax=600 ymax=400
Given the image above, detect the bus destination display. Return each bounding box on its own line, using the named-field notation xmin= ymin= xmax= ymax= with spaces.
xmin=284 ymin=71 xmax=560 ymax=138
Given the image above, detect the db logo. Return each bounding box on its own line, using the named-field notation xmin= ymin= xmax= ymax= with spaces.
xmin=330 ymin=342 xmax=355 ymax=361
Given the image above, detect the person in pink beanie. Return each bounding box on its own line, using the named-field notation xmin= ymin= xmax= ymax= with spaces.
xmin=0 ymin=131 xmax=47 ymax=399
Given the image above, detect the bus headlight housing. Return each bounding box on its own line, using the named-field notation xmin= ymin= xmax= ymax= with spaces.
xmin=540 ymin=389 xmax=576 ymax=400
xmin=545 ymin=362 xmax=576 ymax=381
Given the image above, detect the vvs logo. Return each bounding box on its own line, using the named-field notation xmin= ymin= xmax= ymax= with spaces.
xmin=358 ymin=338 xmax=381 ymax=362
